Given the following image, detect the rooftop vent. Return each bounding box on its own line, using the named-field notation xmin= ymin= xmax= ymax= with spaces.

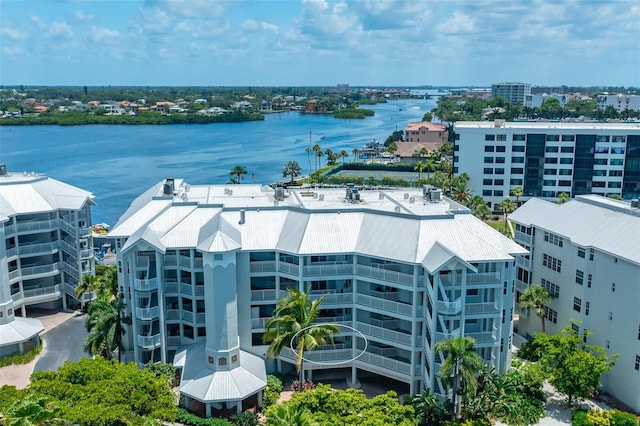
xmin=345 ymin=184 xmax=360 ymax=203
xmin=409 ymin=196 xmax=415 ymax=203
xmin=181 ymin=192 xmax=188 ymax=201
xmin=0 ymin=164 xmax=6 ymax=176
xmin=403 ymin=193 xmax=409 ymax=199
xmin=275 ymin=185 xmax=285 ymax=201
xmin=379 ymin=192 xmax=384 ymax=200
xmin=239 ymin=209 xmax=246 ymax=225
xmin=394 ymin=206 xmax=401 ymax=212
xmin=494 ymin=119 xmax=505 ymax=127
xmin=163 ymin=178 xmax=175 ymax=196
xmin=319 ymin=194 xmax=324 ymax=201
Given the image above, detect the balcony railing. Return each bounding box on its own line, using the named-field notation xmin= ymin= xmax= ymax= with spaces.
xmin=437 ymin=299 xmax=462 ymax=315
xmin=516 ymin=256 xmax=531 ymax=270
xmin=164 ymin=281 xmax=179 ymax=293
xmin=195 ymin=285 xmax=204 ymax=297
xmin=167 ymin=336 xmax=181 ymax=346
xmin=355 ymin=321 xmax=414 ymax=347
xmin=514 ymin=230 xmax=533 ymax=245
xmin=134 ymin=277 xmax=159 ymax=292
xmin=357 ymin=293 xmax=414 ymax=317
xmin=60 ymin=238 xmax=77 ymax=255
xmin=356 ymin=264 xmax=414 ymax=286
xmin=279 ymin=347 xmax=353 ymax=363
xmin=20 ymin=263 xmax=61 ymax=278
xmin=164 ymin=255 xmax=177 ymax=266
xmin=63 ymin=261 xmax=80 ymax=279
xmin=465 ymin=302 xmax=499 ymax=316
xmin=435 ymin=328 xmax=461 ymax=342
xmin=7 ymin=218 xmax=59 ymax=235
xmin=11 ymin=241 xmax=61 ymax=257
xmin=467 ymin=273 xmax=501 ymax=285
xmin=178 ymin=255 xmax=191 ymax=268
xmin=59 ymin=218 xmax=78 ymax=236
xmin=136 ymin=306 xmax=160 ymax=320
xmin=182 ymin=310 xmax=194 ymax=322
xmin=358 ymin=351 xmax=414 ymax=376
xmin=251 ymin=289 xmax=276 ymax=301
xmin=196 ymin=312 xmax=206 ymax=323
xmin=166 ymin=309 xmax=180 ymax=320
xmin=194 ymin=257 xmax=203 ymax=268
xmin=466 ymin=331 xmax=498 ymax=345
xmin=250 ymin=261 xmax=277 ymax=273
xmin=303 ymin=263 xmax=353 ymax=277
xmin=181 ymin=282 xmax=192 ymax=295
xmin=251 ymin=317 xmax=270 ymax=328
xmin=278 ymin=262 xmax=300 ymax=276
xmin=12 ymin=284 xmax=61 ymax=305
xmin=515 ymin=279 xmax=529 ymax=294
xmin=137 ymin=334 xmax=161 ymax=348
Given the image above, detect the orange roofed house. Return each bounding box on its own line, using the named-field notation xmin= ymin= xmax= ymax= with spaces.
xmin=404 ymin=121 xmax=448 ymax=144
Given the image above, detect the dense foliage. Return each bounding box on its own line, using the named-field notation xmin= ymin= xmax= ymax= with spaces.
xmin=263 ymin=374 xmax=285 ymax=408
xmin=573 ymin=408 xmax=639 ymax=426
xmin=333 ymin=107 xmax=375 ymax=119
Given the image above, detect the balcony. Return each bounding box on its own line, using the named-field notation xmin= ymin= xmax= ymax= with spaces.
xmin=178 ymin=255 xmax=191 ymax=268
xmin=166 ymin=309 xmax=180 ymax=320
xmin=164 ymin=281 xmax=179 ymax=293
xmin=62 ymin=261 xmax=80 ymax=280
xmin=196 ymin=312 xmax=206 ymax=323
xmin=356 ymin=293 xmax=415 ymax=317
xmin=279 ymin=262 xmax=300 ymax=276
xmin=514 ymin=230 xmax=533 ymax=245
xmin=435 ymin=328 xmax=461 ymax=342
xmin=279 ymin=347 xmax=353 ymax=364
xmin=310 ymin=291 xmax=351 ymax=305
xmin=195 ymin=285 xmax=204 ymax=297
xmin=60 ymin=238 xmax=77 ymax=255
xmin=437 ymin=299 xmax=462 ymax=315
xmin=251 ymin=289 xmax=276 ymax=301
xmin=356 ymin=264 xmax=414 ymax=286
xmin=11 ymin=284 xmax=61 ymax=305
xmin=182 ymin=311 xmax=194 ymax=322
xmin=355 ymin=321 xmax=415 ymax=347
xmin=467 ymin=273 xmax=501 ymax=285
xmin=137 ymin=334 xmax=161 ymax=349
xmin=80 ymin=248 xmax=93 ymax=259
xmin=167 ymin=336 xmax=181 ymax=346
xmin=466 ymin=331 xmax=498 ymax=346
xmin=13 ymin=241 xmax=61 ymax=257
xmin=6 ymin=218 xmax=59 ymax=235
xmin=134 ymin=277 xmax=159 ymax=292
xmin=358 ymin=351 xmax=415 ymax=377
xmin=251 ymin=317 xmax=270 ymax=329
xmin=250 ymin=261 xmax=277 ymax=273
xmin=59 ymin=218 xmax=78 ymax=236
xmin=164 ymin=255 xmax=177 ymax=266
xmin=19 ymin=263 xmax=61 ymax=279
xmin=136 ymin=306 xmax=160 ymax=320
xmin=303 ymin=263 xmax=353 ymax=277
xmin=516 ymin=256 xmax=531 ymax=270
xmin=181 ymin=282 xmax=193 ymax=295
xmin=515 ymin=279 xmax=529 ymax=294
xmin=465 ymin=302 xmax=499 ymax=316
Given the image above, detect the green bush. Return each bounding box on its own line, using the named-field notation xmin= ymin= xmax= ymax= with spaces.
xmin=263 ymin=374 xmax=284 ymax=408
xmin=0 ymin=340 xmax=43 ymax=367
xmin=611 ymin=410 xmax=639 ymax=426
xmin=229 ymin=411 xmax=258 ymax=426
xmin=517 ymin=339 xmax=545 ymax=362
xmin=573 ymin=410 xmax=592 ymax=426
xmin=176 ymin=407 xmax=232 ymax=425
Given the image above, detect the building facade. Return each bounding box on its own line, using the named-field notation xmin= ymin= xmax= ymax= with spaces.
xmin=453 ymin=121 xmax=640 ymax=209
xmin=597 ymin=94 xmax=640 ymax=112
xmin=509 ymin=195 xmax=640 ymax=413
xmin=404 ymin=121 xmax=448 ymax=144
xmin=110 ymin=179 xmax=526 ymax=416
xmin=0 ymin=167 xmax=94 ymax=355
xmin=491 ymin=82 xmax=532 ymax=106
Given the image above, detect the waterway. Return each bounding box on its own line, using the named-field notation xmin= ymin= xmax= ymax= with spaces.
xmin=0 ymin=96 xmax=437 ymax=225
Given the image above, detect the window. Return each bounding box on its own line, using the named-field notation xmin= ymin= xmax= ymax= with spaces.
xmin=545 ymin=157 xmax=558 ymax=164
xmin=546 ymin=134 xmax=560 ymax=142
xmin=609 ymin=311 xmax=613 ymax=320
xmin=571 ymin=322 xmax=580 ymax=333
xmin=485 ymin=146 xmax=495 ymax=152
xmin=608 ymin=182 xmax=622 ymax=188
xmin=495 ymin=168 xmax=505 ymax=175
xmin=543 ymin=254 xmax=562 ymax=272
xmin=583 ymin=329 xmax=589 ymax=343
xmin=559 ymin=158 xmax=573 ymax=164
xmin=609 ymin=170 xmax=623 ymax=177
xmin=544 ymin=168 xmax=558 ymax=175
xmin=589 ymin=249 xmax=594 ymax=261
xmin=558 ymin=180 xmax=572 ymax=187
xmin=587 ymin=273 xmax=592 ymax=288
xmin=495 ymin=157 xmax=505 ymax=163
xmin=454 ymin=143 xmax=460 ymax=150
xmin=578 ymin=248 xmax=585 ymax=258
xmin=541 ymin=278 xmax=559 ymax=298
xmin=585 ymin=302 xmax=590 ymax=316
xmin=484 ymin=168 xmax=493 ymax=174
xmin=612 ymin=135 xmax=626 ymax=143
xmin=637 ymin=325 xmax=640 ymax=340
xmin=494 ymin=179 xmax=504 ymax=185
xmin=560 ymin=146 xmax=574 ymax=153
xmin=595 ymin=146 xmax=609 ymax=154
xmin=512 ymin=156 xmax=525 ymax=163
xmin=544 ymin=306 xmax=558 ymax=324
xmin=483 ymin=179 xmax=493 ymax=186
xmin=610 ymin=159 xmax=624 ymax=166
xmin=513 ymin=145 xmax=525 ymax=152
xmin=543 ymin=180 xmax=557 ymax=186
xmin=544 ymin=232 xmax=563 ymax=247
xmin=513 ymin=134 xmax=526 ymax=141
xmin=511 ymin=168 xmax=524 ymax=174
xmin=636 ymin=355 xmax=640 ymax=371
xmin=573 ymin=297 xmax=582 ymax=312
xmin=484 ymin=156 xmax=494 ymax=163
xmin=575 ymin=269 xmax=584 ymax=285
xmin=561 ymin=135 xmax=575 ymax=141
xmin=596 ymin=135 xmax=610 ymax=143
xmin=593 ymin=169 xmax=607 ymax=176
xmin=494 ymin=190 xmax=504 ymax=196
xmin=485 ymin=134 xmax=496 ymax=141
xmin=496 ymin=145 xmax=506 ymax=152
xmin=482 ymin=190 xmax=492 ymax=196
xmin=496 ymin=134 xmax=507 ymax=141
xmin=611 ymin=282 xmax=616 ymax=292
xmin=510 ymin=178 xmax=523 ymax=185
xmin=545 ymin=146 xmax=559 ymax=153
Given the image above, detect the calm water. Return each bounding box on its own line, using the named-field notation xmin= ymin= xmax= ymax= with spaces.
xmin=0 ymin=97 xmax=437 ymax=225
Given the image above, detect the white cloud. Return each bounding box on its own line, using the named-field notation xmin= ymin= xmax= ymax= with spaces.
xmin=89 ymin=26 xmax=120 ymax=44
xmin=437 ymin=10 xmax=475 ymax=35
xmin=48 ymin=21 xmax=74 ymax=39
xmin=0 ymin=25 xmax=27 ymax=40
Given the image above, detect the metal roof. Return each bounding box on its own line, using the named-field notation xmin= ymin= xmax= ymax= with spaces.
xmin=112 ymin=180 xmax=525 ymax=265
xmin=509 ymin=195 xmax=640 ymax=265
xmin=0 ymin=317 xmax=44 ymax=347
xmin=0 ymin=172 xmax=94 ymax=217
xmin=174 ymin=342 xmax=266 ymax=403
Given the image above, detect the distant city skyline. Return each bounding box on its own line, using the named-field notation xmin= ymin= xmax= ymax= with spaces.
xmin=1 ymin=0 xmax=638 ymax=87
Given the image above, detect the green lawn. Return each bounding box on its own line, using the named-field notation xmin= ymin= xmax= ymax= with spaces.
xmin=485 ymin=219 xmax=512 ymax=237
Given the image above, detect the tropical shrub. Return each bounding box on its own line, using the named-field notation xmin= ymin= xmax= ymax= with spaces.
xmin=263 ymin=374 xmax=284 ymax=408
xmin=573 ymin=410 xmax=592 ymax=426
xmin=176 ymin=407 xmax=232 ymax=425
xmin=611 ymin=410 xmax=639 ymax=426
xmin=587 ymin=408 xmax=614 ymax=426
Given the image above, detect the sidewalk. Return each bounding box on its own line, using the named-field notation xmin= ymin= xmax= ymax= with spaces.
xmin=0 ymin=310 xmax=80 ymax=388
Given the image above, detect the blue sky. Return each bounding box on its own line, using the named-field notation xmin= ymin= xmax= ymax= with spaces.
xmin=1 ymin=0 xmax=638 ymax=87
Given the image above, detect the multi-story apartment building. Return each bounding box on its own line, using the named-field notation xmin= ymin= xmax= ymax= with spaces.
xmin=404 ymin=121 xmax=448 ymax=144
xmin=491 ymin=82 xmax=532 ymax=106
xmin=110 ymin=178 xmax=526 ymax=417
xmin=453 ymin=121 xmax=640 ymax=209
xmin=509 ymin=195 xmax=640 ymax=412
xmin=597 ymin=94 xmax=640 ymax=112
xmin=0 ymin=166 xmax=94 ymax=355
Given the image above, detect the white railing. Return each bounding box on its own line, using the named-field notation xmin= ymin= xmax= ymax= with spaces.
xmin=252 ymin=317 xmax=270 ymax=328
xmin=137 ymin=334 xmax=161 ymax=348
xmin=357 ymin=293 xmax=414 ymax=317
xmin=80 ymin=225 xmax=92 ymax=237
xmin=181 ymin=283 xmax=192 ymax=295
xmin=250 ymin=261 xmax=276 ymax=273
xmin=194 ymin=258 xmax=203 ymax=268
xmin=63 ymin=261 xmax=80 ymax=279
xmin=134 ymin=277 xmax=158 ymax=292
xmin=279 ymin=347 xmax=353 ymax=363
xmin=182 ymin=311 xmax=193 ymax=322
xmin=179 ymin=255 xmax=191 ymax=268
xmin=279 ymin=262 xmax=300 ymax=276
xmin=195 ymin=285 xmax=204 ymax=296
xmin=196 ymin=313 xmax=206 ymax=323
xmin=309 ymin=291 xmax=352 ymax=305
xmin=136 ymin=306 xmax=160 ymax=320
xmin=303 ymin=263 xmax=353 ymax=277
xmin=164 ymin=281 xmax=179 ymax=293
xmin=80 ymin=248 xmax=93 ymax=259
xmin=466 ymin=331 xmax=497 ymax=345
xmin=356 ymin=264 xmax=414 ymax=286
xmin=467 ymin=273 xmax=501 ymax=285
xmin=251 ymin=289 xmax=276 ymax=301
xmin=164 ymin=255 xmax=177 ymax=266
xmin=9 ymin=218 xmax=60 ymax=234
xmin=166 ymin=309 xmax=180 ymax=320
xmin=514 ymin=230 xmax=533 ymax=245
xmin=167 ymin=336 xmax=181 ymax=346
xmin=465 ymin=302 xmax=499 ymax=315
xmin=21 ymin=263 xmax=60 ymax=277
xmin=59 ymin=218 xmax=77 ymax=236
xmin=8 ymin=269 xmax=20 ymax=281
xmin=356 ymin=321 xmax=413 ymax=347
xmin=11 ymin=285 xmax=61 ymax=305
xmin=515 ymin=279 xmax=529 ymax=293
xmin=435 ymin=328 xmax=461 ymax=341
xmin=60 ymin=239 xmax=77 ymax=254
xmin=516 ymin=256 xmax=531 ymax=270
xmin=437 ymin=299 xmax=462 ymax=315
xmin=18 ymin=241 xmax=61 ymax=256
xmin=358 ymin=351 xmax=413 ymax=376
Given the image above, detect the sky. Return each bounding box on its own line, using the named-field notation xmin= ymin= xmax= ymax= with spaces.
xmin=0 ymin=0 xmax=639 ymax=87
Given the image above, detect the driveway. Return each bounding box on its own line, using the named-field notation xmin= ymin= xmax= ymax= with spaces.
xmin=34 ymin=313 xmax=89 ymax=373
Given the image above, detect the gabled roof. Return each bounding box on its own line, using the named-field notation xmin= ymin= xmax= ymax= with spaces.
xmin=0 ymin=317 xmax=44 ymax=347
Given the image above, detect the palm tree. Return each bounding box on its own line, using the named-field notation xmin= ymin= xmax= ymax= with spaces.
xmin=473 ymin=204 xmax=492 ymax=221
xmin=84 ymin=297 xmax=129 ymax=361
xmin=263 ymin=287 xmax=339 ymax=387
xmin=305 ymin=146 xmax=312 ymax=176
xmin=324 ymin=148 xmax=334 ymax=166
xmin=315 ymin=150 xmax=324 ymax=170
xmin=339 ymin=150 xmax=348 ymax=164
xmin=351 ymin=148 xmax=359 ymax=162
xmin=510 ymin=186 xmax=524 ymax=206
xmin=229 ymin=165 xmax=248 ymax=184
xmin=412 ymin=390 xmax=449 ymax=426
xmin=424 ymin=157 xmax=437 ymax=180
xmin=414 ymin=160 xmax=425 ymax=186
xmin=75 ymin=274 xmax=99 ymax=301
xmin=311 ymin=144 xmax=322 ymax=171
xmin=519 ymin=284 xmax=552 ymax=332
xmin=496 ymin=198 xmax=517 ymax=234
xmin=434 ymin=336 xmax=484 ymax=420
xmin=282 ymin=160 xmax=302 ymax=184
xmin=267 ymin=404 xmax=318 ymax=426
xmin=558 ymin=192 xmax=570 ymax=203
xmin=452 ymin=179 xmax=472 ymax=205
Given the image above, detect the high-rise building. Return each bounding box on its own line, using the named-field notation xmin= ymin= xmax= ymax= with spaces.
xmin=453 ymin=121 xmax=640 ymax=209
xmin=510 ymin=195 xmax=640 ymax=412
xmin=491 ymin=82 xmax=532 ymax=106
xmin=0 ymin=167 xmax=95 ymax=355
xmin=110 ymin=179 xmax=526 ymax=417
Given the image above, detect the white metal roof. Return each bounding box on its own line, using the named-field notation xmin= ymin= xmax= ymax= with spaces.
xmin=454 ymin=121 xmax=640 ymax=131
xmin=112 ymin=180 xmax=526 ymax=264
xmin=0 ymin=316 xmax=44 ymax=347
xmin=0 ymin=172 xmax=94 ymax=217
xmin=509 ymin=195 xmax=640 ymax=265
xmin=174 ymin=342 xmax=266 ymax=403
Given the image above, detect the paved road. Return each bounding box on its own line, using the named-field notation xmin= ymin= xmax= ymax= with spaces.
xmin=34 ymin=314 xmax=90 ymax=373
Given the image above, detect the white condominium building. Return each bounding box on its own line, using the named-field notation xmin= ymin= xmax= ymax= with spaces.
xmin=0 ymin=166 xmax=95 ymax=355
xmin=597 ymin=94 xmax=640 ymax=112
xmin=491 ymin=82 xmax=532 ymax=106
xmin=110 ymin=178 xmax=526 ymax=417
xmin=454 ymin=121 xmax=640 ymax=209
xmin=509 ymin=195 xmax=640 ymax=412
